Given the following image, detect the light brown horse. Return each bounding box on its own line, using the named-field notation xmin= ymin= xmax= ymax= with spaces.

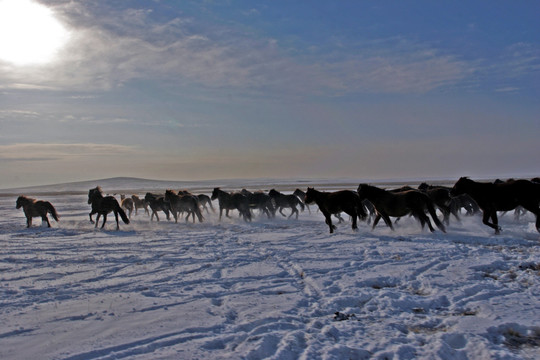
xmin=120 ymin=195 xmax=134 ymax=219
xmin=131 ymin=194 xmax=149 ymax=215
xmin=16 ymin=195 xmax=59 ymax=228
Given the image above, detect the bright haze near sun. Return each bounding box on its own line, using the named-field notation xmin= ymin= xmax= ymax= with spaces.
xmin=0 ymin=0 xmax=69 ymax=66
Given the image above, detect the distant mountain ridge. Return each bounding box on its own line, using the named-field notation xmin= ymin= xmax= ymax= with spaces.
xmin=0 ymin=176 xmax=463 ymax=196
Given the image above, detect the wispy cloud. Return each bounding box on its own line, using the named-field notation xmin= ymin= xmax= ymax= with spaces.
xmin=0 ymin=2 xmax=471 ymax=96
xmin=0 ymin=143 xmax=137 ymax=161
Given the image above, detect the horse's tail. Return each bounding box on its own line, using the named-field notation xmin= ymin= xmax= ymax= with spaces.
xmin=425 ymin=198 xmax=446 ymax=233
xmin=45 ymin=202 xmax=60 ymax=222
xmin=354 ymin=195 xmax=368 ymax=220
xmin=115 ymin=202 xmax=130 ymax=225
xmin=194 ymin=199 xmax=205 ymax=223
xmin=208 ymin=199 xmax=215 ymax=212
xmin=296 ymin=197 xmax=305 ymax=211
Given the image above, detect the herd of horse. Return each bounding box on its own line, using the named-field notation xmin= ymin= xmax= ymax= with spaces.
xmin=14 ymin=177 xmax=540 ymax=236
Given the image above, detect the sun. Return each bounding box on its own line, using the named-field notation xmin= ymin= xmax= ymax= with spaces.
xmin=0 ymin=0 xmax=70 ymax=66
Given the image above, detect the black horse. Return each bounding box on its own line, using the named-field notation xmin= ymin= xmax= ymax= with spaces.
xmin=268 ymin=189 xmax=305 ymax=219
xmin=357 ymin=184 xmax=446 ymax=233
xmin=145 ymin=193 xmax=172 ymax=222
xmin=88 ymin=187 xmax=130 ymax=230
xmin=165 ymin=190 xmax=204 ymax=223
xmin=418 ymin=183 xmax=460 ymax=225
xmin=16 ymin=195 xmax=59 ymax=228
xmin=304 ymin=188 xmax=367 ymax=233
xmin=211 ymin=188 xmax=252 ymax=222
xmin=450 ymin=177 xmax=540 ymax=234
xmin=241 ymin=189 xmax=275 ymax=219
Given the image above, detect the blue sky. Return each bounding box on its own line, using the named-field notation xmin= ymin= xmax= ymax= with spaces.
xmin=0 ymin=0 xmax=539 ymax=188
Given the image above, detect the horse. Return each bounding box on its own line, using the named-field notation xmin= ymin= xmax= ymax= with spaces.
xmin=144 ymin=193 xmax=172 ymax=222
xmin=88 ymin=187 xmax=130 ymax=230
xmin=120 ymin=194 xmax=134 ymax=219
xmin=241 ymin=189 xmax=275 ymax=219
xmin=131 ymin=194 xmax=149 ymax=215
xmin=16 ymin=195 xmax=59 ymax=228
xmin=164 ymin=190 xmax=204 ymax=223
xmin=268 ymin=189 xmax=305 ymax=219
xmin=418 ymin=183 xmax=460 ymax=225
xmin=304 ymin=188 xmax=367 ymax=233
xmin=450 ymin=177 xmax=540 ymax=234
xmin=211 ymin=188 xmax=252 ymax=222
xmin=357 ymin=184 xmax=446 ymax=233
xmin=197 ymin=194 xmax=215 ymax=213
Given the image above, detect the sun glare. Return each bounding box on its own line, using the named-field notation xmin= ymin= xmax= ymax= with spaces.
xmin=0 ymin=0 xmax=70 ymax=66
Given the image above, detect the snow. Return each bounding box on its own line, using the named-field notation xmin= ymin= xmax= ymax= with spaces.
xmin=1 ymin=179 xmax=539 ymax=359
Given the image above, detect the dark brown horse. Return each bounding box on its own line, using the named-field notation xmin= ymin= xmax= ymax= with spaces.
xmin=145 ymin=193 xmax=172 ymax=221
xmin=418 ymin=183 xmax=460 ymax=225
xmin=241 ymin=189 xmax=275 ymax=219
xmin=165 ymin=190 xmax=204 ymax=223
xmin=211 ymin=188 xmax=251 ymax=222
xmin=357 ymin=184 xmax=446 ymax=233
xmin=450 ymin=177 xmax=540 ymax=234
xmin=268 ymin=189 xmax=305 ymax=219
xmin=16 ymin=195 xmax=59 ymax=228
xmin=88 ymin=187 xmax=130 ymax=230
xmin=304 ymin=188 xmax=367 ymax=233
xmin=197 ymin=194 xmax=215 ymax=213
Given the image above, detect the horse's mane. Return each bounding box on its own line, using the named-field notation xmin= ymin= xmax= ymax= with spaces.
xmin=18 ymin=195 xmax=36 ymax=202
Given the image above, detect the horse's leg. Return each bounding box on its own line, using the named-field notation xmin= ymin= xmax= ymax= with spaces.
xmin=371 ymin=214 xmax=382 ymax=230
xmin=43 ymin=215 xmax=51 ymax=227
xmin=381 ymin=213 xmax=395 ymax=231
xmin=26 ymin=216 xmax=32 ymax=228
xmin=114 ymin=211 xmax=120 ymax=230
xmin=417 ymin=212 xmax=435 ymax=232
xmin=519 ymin=203 xmax=540 ymax=233
xmin=89 ymin=211 xmax=95 ymax=224
xmin=101 ymin=214 xmax=107 ymax=229
xmin=350 ymin=211 xmax=358 ymax=231
xmin=219 ymin=207 xmax=223 ymax=221
xmin=288 ymin=206 xmax=298 ymax=219
xmin=279 ymin=207 xmax=287 ymax=217
xmin=481 ymin=210 xmax=500 ymax=234
xmin=95 ymin=213 xmax=101 ymax=228
xmin=322 ymin=210 xmax=335 ymax=233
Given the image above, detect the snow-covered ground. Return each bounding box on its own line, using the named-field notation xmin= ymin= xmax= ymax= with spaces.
xmin=1 ymin=179 xmax=539 ymax=359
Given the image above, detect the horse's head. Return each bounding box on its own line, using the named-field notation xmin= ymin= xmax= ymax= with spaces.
xmin=450 ymin=177 xmax=471 ymax=197
xmin=16 ymin=196 xmax=24 ymax=209
xmin=88 ymin=187 xmax=102 ymax=204
xmin=304 ymin=187 xmax=316 ymax=204
xmin=211 ymin=188 xmax=220 ymax=200
xmin=356 ymin=184 xmax=369 ymax=199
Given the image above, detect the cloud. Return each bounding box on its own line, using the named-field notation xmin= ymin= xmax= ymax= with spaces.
xmin=0 ymin=143 xmax=137 ymax=161
xmin=0 ymin=2 xmax=471 ymax=96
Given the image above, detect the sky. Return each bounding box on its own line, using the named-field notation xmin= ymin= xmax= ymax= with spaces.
xmin=0 ymin=0 xmax=539 ymax=188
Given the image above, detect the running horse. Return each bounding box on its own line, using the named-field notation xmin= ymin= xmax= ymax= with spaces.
xmin=357 ymin=184 xmax=446 ymax=233
xmin=304 ymin=188 xmax=366 ymax=233
xmin=451 ymin=177 xmax=540 ymax=234
xmin=88 ymin=187 xmax=130 ymax=230
xmin=16 ymin=195 xmax=59 ymax=228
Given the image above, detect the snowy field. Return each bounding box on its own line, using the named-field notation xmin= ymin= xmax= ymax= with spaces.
xmin=1 ymin=178 xmax=539 ymax=359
